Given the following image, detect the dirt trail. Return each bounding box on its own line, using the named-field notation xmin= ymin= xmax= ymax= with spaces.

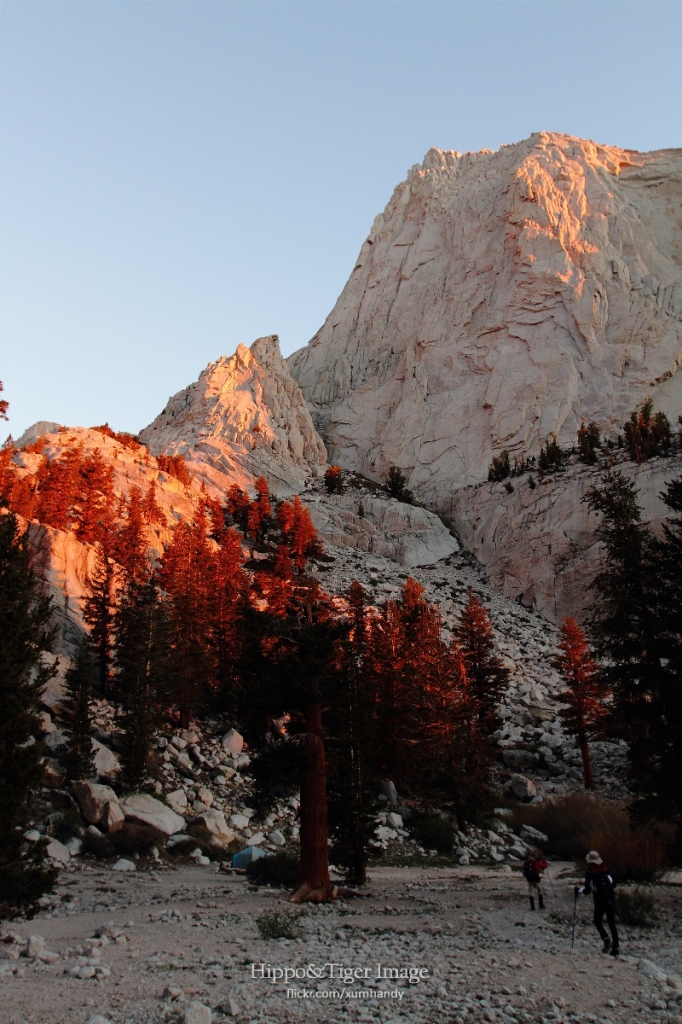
xmin=2 ymin=861 xmax=680 ymax=1024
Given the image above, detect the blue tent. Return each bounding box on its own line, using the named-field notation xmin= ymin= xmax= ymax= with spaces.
xmin=232 ymin=845 xmax=268 ymax=869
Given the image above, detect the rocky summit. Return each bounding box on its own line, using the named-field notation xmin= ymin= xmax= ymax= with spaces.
xmin=140 ymin=334 xmax=328 ymax=496
xmin=289 ymin=133 xmax=682 ymax=506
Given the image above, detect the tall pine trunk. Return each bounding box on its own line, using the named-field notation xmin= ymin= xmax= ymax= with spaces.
xmin=578 ymin=725 xmax=594 ymax=789
xmin=291 ymin=701 xmax=333 ymax=903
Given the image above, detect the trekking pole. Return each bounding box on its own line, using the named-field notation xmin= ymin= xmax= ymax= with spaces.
xmin=613 ymin=897 xmax=630 ymax=942
xmin=546 ymin=866 xmax=557 ymax=898
xmin=571 ymin=889 xmax=578 ymax=949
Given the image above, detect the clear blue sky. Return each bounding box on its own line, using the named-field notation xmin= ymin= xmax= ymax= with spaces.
xmin=1 ymin=1 xmax=680 ymax=440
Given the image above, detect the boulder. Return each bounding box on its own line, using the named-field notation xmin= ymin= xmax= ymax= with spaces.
xmin=92 ymin=739 xmax=120 ymax=779
xmin=112 ymin=858 xmax=136 ymax=872
xmin=380 ymin=780 xmax=398 ymax=805
xmin=120 ymin=793 xmax=186 ymax=836
xmin=268 ymin=830 xmax=286 ymax=846
xmin=196 ymin=787 xmax=213 ymax=808
xmin=503 ymin=749 xmax=536 ymax=770
xmin=103 ymin=800 xmax=125 ymax=831
xmin=46 ymin=838 xmax=70 ymax=865
xmin=24 ymin=936 xmax=45 ymax=958
xmin=386 ymin=812 xmax=403 ymax=828
xmin=43 ymin=758 xmax=65 ymax=785
xmin=195 ymin=809 xmax=234 ymax=839
xmin=185 ymin=1001 xmax=212 ymax=1024
xmin=166 ymin=789 xmax=189 ymax=815
xmin=520 ymin=824 xmax=549 ymax=844
xmin=44 ymin=728 xmax=67 ymax=753
xmin=229 ymin=813 xmax=250 ymax=830
xmin=508 ymin=774 xmax=537 ymax=802
xmin=72 ymin=781 xmax=120 ymax=826
xmin=221 ymin=729 xmax=244 ymax=755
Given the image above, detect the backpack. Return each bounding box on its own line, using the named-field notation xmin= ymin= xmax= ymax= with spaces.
xmin=523 ymin=859 xmax=541 ymax=883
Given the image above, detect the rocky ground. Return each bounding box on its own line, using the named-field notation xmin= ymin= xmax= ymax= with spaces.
xmin=2 ymin=861 xmax=681 ymax=1024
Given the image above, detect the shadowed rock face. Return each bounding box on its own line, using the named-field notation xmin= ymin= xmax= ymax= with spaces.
xmin=140 ymin=334 xmax=328 ymax=496
xmin=289 ymin=133 xmax=682 ymax=507
xmin=450 ymin=453 xmax=682 ymax=623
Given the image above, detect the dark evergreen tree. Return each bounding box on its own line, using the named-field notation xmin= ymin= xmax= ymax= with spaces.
xmin=386 ymin=466 xmax=413 ymax=503
xmin=584 ymin=471 xmax=666 ymax=816
xmin=577 ymin=420 xmax=601 ymax=465
xmin=0 ymin=513 xmax=58 ymax=920
xmin=115 ymin=573 xmax=166 ymax=789
xmin=455 ymin=590 xmax=509 ymax=734
xmin=83 ymin=541 xmax=118 ymax=695
xmin=326 ymin=583 xmax=378 ymax=884
xmin=642 ymin=475 xmax=682 ymax=839
xmin=62 ymin=640 xmax=96 ymax=781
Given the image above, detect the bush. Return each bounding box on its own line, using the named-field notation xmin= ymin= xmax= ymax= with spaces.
xmin=324 ymin=466 xmax=343 ymax=494
xmin=624 ymin=400 xmax=672 ymax=462
xmin=386 ymin=466 xmax=413 ymax=503
xmin=256 ymin=909 xmax=302 ymax=940
xmin=577 ymin=421 xmax=601 ymax=465
xmin=109 ymin=822 xmax=167 ymax=857
xmin=409 ymin=814 xmax=455 ymax=853
xmin=506 ymin=794 xmax=669 ymax=880
xmin=51 ymin=808 xmax=86 ymax=843
xmin=488 ymin=451 xmax=511 ymax=482
xmin=81 ymin=832 xmax=116 ymax=860
xmin=616 ymin=886 xmax=657 ymax=927
xmin=538 ymin=435 xmax=564 ymax=474
xmin=247 ymin=852 xmax=300 ymax=888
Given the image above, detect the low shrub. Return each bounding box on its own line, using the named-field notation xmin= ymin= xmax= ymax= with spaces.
xmin=506 ymin=794 xmax=669 ymax=880
xmin=488 ymin=451 xmax=511 ymax=482
xmin=386 ymin=466 xmax=413 ymax=503
xmin=81 ymin=833 xmax=116 ymax=860
xmin=109 ymin=823 xmax=167 ymax=856
xmin=409 ymin=814 xmax=455 ymax=854
xmin=616 ymin=886 xmax=657 ymax=927
xmin=247 ymin=852 xmax=300 ymax=888
xmin=256 ymin=909 xmax=302 ymax=940
xmin=51 ymin=808 xmax=86 ymax=843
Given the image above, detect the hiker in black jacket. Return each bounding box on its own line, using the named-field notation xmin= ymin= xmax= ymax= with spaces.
xmin=576 ymin=849 xmax=619 ymax=955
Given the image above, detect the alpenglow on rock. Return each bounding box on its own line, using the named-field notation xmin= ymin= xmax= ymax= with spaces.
xmin=141 ymin=335 xmax=327 ymax=495
xmin=289 ymin=133 xmax=682 ymax=507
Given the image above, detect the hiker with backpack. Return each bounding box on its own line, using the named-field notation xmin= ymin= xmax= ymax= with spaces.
xmin=576 ymin=849 xmax=620 ymax=956
xmin=523 ymin=850 xmax=548 ymax=910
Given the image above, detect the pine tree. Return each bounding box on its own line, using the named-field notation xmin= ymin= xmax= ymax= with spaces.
xmin=641 ymin=475 xmax=682 ymax=838
xmin=159 ymin=510 xmax=216 ymax=727
xmin=584 ymin=471 xmax=666 ymax=811
xmin=0 ymin=513 xmax=58 ymax=920
xmin=554 ymin=618 xmax=609 ymax=789
xmin=326 ymin=582 xmax=377 ymax=884
xmin=240 ymin=577 xmax=343 ymax=903
xmin=0 ymin=380 xmax=8 ymax=421
xmin=115 ymin=573 xmax=165 ymax=790
xmin=62 ymin=640 xmax=97 ymax=782
xmin=75 ymin=450 xmax=115 ymax=544
xmin=141 ymin=479 xmax=165 ymax=526
xmin=211 ymin=527 xmax=248 ymax=715
xmin=455 ymin=590 xmax=509 ymax=733
xmin=83 ymin=541 xmax=118 ymax=695
xmin=246 ymin=476 xmax=272 ymax=548
xmin=577 ymin=420 xmax=601 ymax=465
xmin=324 ymin=466 xmax=343 ymax=494
xmin=115 ymin=486 xmax=148 ymax=583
